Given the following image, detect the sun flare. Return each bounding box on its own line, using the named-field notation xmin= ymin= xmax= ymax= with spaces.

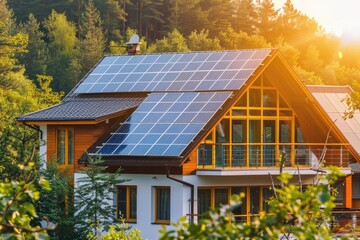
xmin=276 ymin=0 xmax=360 ymax=43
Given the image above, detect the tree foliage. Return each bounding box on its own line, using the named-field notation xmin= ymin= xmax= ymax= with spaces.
xmin=0 ymin=160 xmax=51 ymax=240
xmin=160 ymin=168 xmax=343 ymax=240
xmin=74 ymin=156 xmax=125 ymax=237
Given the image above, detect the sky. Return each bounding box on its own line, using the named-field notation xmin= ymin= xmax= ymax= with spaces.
xmin=273 ymin=0 xmax=360 ymax=44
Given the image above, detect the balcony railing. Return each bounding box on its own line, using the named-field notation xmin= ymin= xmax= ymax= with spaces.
xmin=197 ymin=143 xmax=350 ymax=168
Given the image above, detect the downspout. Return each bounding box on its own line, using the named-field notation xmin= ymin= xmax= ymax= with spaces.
xmin=23 ymin=122 xmax=43 ymax=140
xmin=166 ymin=169 xmax=194 ymax=224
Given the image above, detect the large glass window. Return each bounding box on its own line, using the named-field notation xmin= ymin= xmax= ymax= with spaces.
xmin=57 ymin=128 xmax=74 ymax=165
xmin=198 ymin=187 xmax=271 ymax=223
xmin=197 ymin=74 xmax=301 ymax=168
xmin=117 ymin=186 xmax=137 ymax=222
xmin=155 ymin=187 xmax=170 ymax=224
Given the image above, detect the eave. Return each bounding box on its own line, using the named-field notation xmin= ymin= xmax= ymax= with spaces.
xmin=17 ymin=108 xmax=136 ymax=125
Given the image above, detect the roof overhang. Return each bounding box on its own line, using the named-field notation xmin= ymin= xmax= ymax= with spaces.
xmin=196 ymin=167 xmax=352 ymax=176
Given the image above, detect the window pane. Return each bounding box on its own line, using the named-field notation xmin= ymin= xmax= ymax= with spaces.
xmin=263 ymin=89 xmax=277 ymax=108
xmin=262 ymin=188 xmax=272 ymax=212
xmin=57 ymin=129 xmax=65 ymax=165
xmin=68 ymin=129 xmax=74 ymax=165
xmin=263 ymin=120 xmax=275 ymax=166
xmin=156 ymin=187 xmax=170 ymax=221
xmin=250 ymin=187 xmax=260 ymax=214
xmin=198 ymin=189 xmax=211 ymax=216
xmin=130 ymin=187 xmax=137 ymax=219
xmin=231 ymin=187 xmax=247 ymax=222
xmin=198 ymin=144 xmax=213 ymax=166
xmin=117 ymin=187 xmax=127 ymax=219
xmin=249 ymin=120 xmax=261 ymax=167
xmin=214 ymin=189 xmax=228 ymax=208
xmin=249 ymin=89 xmax=261 ymax=107
xmin=233 ymin=120 xmax=246 ymax=143
xmin=235 ymin=93 xmax=247 ymax=107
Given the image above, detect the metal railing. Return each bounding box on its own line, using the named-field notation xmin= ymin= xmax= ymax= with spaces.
xmin=197 ymin=143 xmax=350 ymax=168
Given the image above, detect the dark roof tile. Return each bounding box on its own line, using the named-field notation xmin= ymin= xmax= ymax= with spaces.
xmin=18 ymin=96 xmax=144 ymax=121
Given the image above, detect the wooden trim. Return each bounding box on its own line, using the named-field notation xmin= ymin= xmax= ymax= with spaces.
xmin=56 ymin=128 xmax=74 ymax=166
xmin=21 ymin=120 xmax=99 ymax=125
xmin=343 ymin=175 xmax=352 ymax=208
xmin=154 ymin=186 xmax=171 ymax=224
xmin=116 ymin=186 xmax=137 ymax=222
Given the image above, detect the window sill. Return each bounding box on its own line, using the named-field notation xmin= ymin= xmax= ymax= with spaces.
xmin=152 ymin=221 xmax=170 ymax=225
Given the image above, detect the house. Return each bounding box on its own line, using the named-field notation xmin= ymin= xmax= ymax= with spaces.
xmin=18 ymin=47 xmax=360 ymax=239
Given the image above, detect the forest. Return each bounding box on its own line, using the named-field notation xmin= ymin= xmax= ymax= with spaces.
xmin=2 ymin=0 xmax=360 ymax=94
xmin=1 ymin=0 xmax=360 ymax=238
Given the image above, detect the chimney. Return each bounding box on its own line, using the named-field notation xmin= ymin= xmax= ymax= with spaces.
xmin=126 ymin=34 xmax=142 ymax=55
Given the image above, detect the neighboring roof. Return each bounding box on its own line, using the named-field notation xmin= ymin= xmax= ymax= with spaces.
xmin=308 ymin=85 xmax=360 ymax=154
xmin=349 ymin=163 xmax=360 ymax=173
xmin=18 ymin=95 xmax=144 ymax=122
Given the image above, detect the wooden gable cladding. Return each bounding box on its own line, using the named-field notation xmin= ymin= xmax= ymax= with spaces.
xmin=47 ymin=116 xmax=123 ymax=173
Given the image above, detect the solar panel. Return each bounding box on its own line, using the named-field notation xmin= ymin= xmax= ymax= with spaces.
xmin=74 ymin=49 xmax=271 ymax=94
xmin=97 ymin=91 xmax=232 ymax=157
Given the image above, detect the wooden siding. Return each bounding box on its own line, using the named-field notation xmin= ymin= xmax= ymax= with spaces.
xmin=343 ymin=175 xmax=353 ymax=208
xmin=47 ymin=117 xmax=123 ymax=174
xmin=182 ymin=150 xmax=197 ymax=175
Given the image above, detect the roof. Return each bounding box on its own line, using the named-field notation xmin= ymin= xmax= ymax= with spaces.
xmin=308 ymin=85 xmax=360 ymax=154
xmin=18 ymin=95 xmax=144 ymax=122
xmin=83 ymin=49 xmax=273 ymax=161
xmin=349 ymin=163 xmax=360 ymax=173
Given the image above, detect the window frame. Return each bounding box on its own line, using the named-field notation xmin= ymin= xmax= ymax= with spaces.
xmin=116 ymin=185 xmax=137 ymax=223
xmin=154 ymin=186 xmax=171 ymax=224
xmin=56 ymin=128 xmax=74 ymax=166
xmin=197 ymin=186 xmax=272 ymax=222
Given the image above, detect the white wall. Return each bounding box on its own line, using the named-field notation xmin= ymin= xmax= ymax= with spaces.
xmin=39 ymin=124 xmax=47 ymax=170
xmin=74 ymin=172 xmax=192 ymax=240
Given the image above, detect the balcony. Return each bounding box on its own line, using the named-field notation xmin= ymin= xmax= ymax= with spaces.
xmin=197 ymin=143 xmax=350 ymax=169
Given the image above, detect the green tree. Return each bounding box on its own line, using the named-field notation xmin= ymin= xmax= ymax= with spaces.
xmin=218 ymin=27 xmax=270 ymax=50
xmin=255 ymin=0 xmax=279 ymax=43
xmin=278 ymin=0 xmax=319 ymax=49
xmin=0 ymin=160 xmax=50 ymax=239
xmin=78 ymin=0 xmax=105 ymax=76
xmin=43 ymin=10 xmax=78 ymax=93
xmin=93 ymin=0 xmax=125 ymax=42
xmin=74 ymin=156 xmax=125 ymax=237
xmin=167 ymin=0 xmax=209 ymax=36
xmin=87 ymin=221 xmax=142 ymax=240
xmin=35 ymin=159 xmax=78 ymax=240
xmin=299 ymin=44 xmax=324 ymax=74
xmin=0 ymin=75 xmax=62 ymax=182
xmin=232 ymin=0 xmax=258 ymax=35
xmin=200 ymin=0 xmax=233 ymax=37
xmin=148 ymin=28 xmax=189 ymax=53
xmin=17 ymin=13 xmax=48 ymax=82
xmin=160 ymin=169 xmax=343 ymax=239
xmin=187 ymin=29 xmax=222 ymax=51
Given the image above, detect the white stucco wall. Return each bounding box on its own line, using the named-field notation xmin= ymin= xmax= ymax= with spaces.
xmin=39 ymin=124 xmax=47 ymax=170
xmin=74 ymin=172 xmax=192 ymax=240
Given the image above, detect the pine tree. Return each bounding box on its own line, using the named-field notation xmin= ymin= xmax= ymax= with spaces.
xmin=233 ymin=0 xmax=257 ymax=35
xmin=74 ymin=156 xmax=125 ymax=237
xmin=43 ymin=10 xmax=78 ymax=93
xmin=200 ymin=0 xmax=233 ymax=37
xmin=78 ymin=0 xmax=105 ymax=76
xmin=167 ymin=0 xmax=209 ymax=36
xmin=17 ymin=13 xmax=47 ymax=82
xmin=255 ymin=0 xmax=279 ymax=43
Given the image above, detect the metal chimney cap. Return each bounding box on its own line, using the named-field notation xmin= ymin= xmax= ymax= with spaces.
xmin=126 ymin=34 xmax=142 ymax=45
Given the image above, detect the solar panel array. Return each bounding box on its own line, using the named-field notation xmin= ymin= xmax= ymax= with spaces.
xmin=97 ymin=91 xmax=232 ymax=156
xmin=74 ymin=50 xmax=271 ymax=94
